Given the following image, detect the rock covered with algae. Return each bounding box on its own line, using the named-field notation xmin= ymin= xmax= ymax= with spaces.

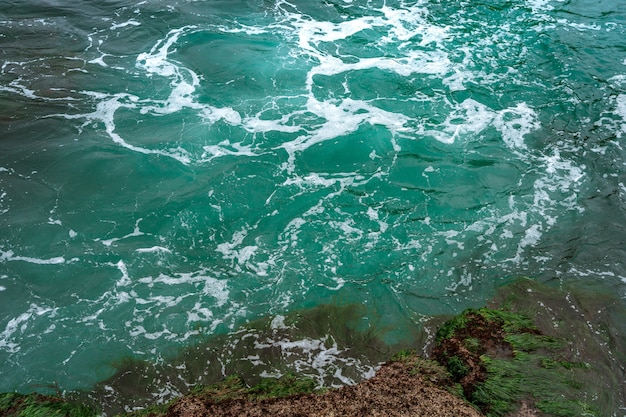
xmin=431 ymin=278 xmax=626 ymax=417
xmin=1 ymin=278 xmax=623 ymax=417
xmin=159 ymin=358 xmax=482 ymax=417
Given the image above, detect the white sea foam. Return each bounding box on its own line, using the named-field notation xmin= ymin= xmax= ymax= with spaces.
xmin=129 ymin=325 xmax=177 ymax=340
xmin=278 ymin=97 xmax=409 ymax=172
xmin=243 ymin=114 xmax=303 ymax=134
xmin=114 ymin=260 xmax=132 ymax=287
xmin=0 ymin=313 xmax=32 ymax=353
xmin=138 ymin=272 xmax=229 ymax=307
xmin=247 ymin=332 xmax=376 ymax=388
xmin=50 ymin=92 xmax=193 ymax=164
xmin=136 ymin=26 xmax=241 ymax=124
xmin=0 ymin=304 xmax=57 ymax=353
xmin=48 ymin=0 xmax=529 ymax=174
xmin=0 ymin=250 xmax=65 ymax=265
xmin=525 ymin=0 xmax=554 ymax=13
xmin=380 ymin=4 xmax=446 ymax=46
xmin=135 ymin=246 xmax=172 ymax=254
xmin=88 ymin=54 xmax=109 ymax=67
xmin=494 ymin=103 xmax=539 ymax=149
xmin=110 ymin=19 xmax=141 ymax=31
xmin=201 ymin=141 xmax=256 ymax=162
xmin=307 ymin=50 xmax=450 ymax=87
xmin=99 ymin=219 xmax=146 ymax=247
xmin=270 ymin=315 xmax=289 ymax=330
xmin=46 ymin=25 xmax=245 ymax=164
xmin=556 ymin=19 xmax=602 ymax=32
xmin=319 ymin=276 xmax=346 ymax=291
xmin=137 ymin=27 xmax=191 ymax=78
xmin=329 ymin=219 xmax=363 ymax=241
xmin=281 ymin=217 xmax=306 ymax=246
xmin=229 ymin=1 xmax=442 ymax=171
xmin=293 ymin=15 xmax=374 ymax=54
xmin=616 ymin=94 xmax=626 ymax=137
xmin=422 ymin=99 xmax=538 ymax=147
xmin=216 ymin=228 xmax=275 ymax=276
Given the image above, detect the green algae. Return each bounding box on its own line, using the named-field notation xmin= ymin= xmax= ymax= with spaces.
xmin=492 ymin=278 xmax=626 ymax=415
xmin=433 ymin=278 xmax=626 ymax=417
xmin=181 ymin=373 xmax=319 ymax=403
xmin=435 ymin=307 xmax=536 ymax=344
xmin=436 ymin=307 xmax=598 ymax=416
xmin=247 ymin=374 xmax=318 ymax=399
xmin=390 ymin=350 xmax=467 ymax=400
xmin=473 ymin=353 xmax=597 ymax=417
xmin=204 ymin=373 xmax=319 ymax=401
xmin=0 ymin=392 xmax=95 ymax=417
xmin=391 ymin=350 xmax=448 ymax=381
xmin=120 ymin=373 xmax=320 ymax=417
xmin=446 ymin=355 xmax=470 ymax=380
xmin=390 ymin=348 xmax=418 ymax=362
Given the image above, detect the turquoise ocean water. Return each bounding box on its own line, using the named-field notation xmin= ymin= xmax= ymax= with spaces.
xmin=1 ymin=0 xmax=625 ymax=412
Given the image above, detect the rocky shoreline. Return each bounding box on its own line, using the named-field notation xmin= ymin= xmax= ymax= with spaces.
xmin=1 ymin=278 xmax=624 ymax=417
xmin=162 ymin=357 xmax=482 ymax=417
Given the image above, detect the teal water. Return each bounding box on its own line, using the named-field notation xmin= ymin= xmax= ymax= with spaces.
xmin=1 ymin=0 xmax=625 ymax=409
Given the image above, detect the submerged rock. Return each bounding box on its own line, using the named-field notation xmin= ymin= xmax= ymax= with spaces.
xmin=84 ymin=303 xmax=404 ymax=415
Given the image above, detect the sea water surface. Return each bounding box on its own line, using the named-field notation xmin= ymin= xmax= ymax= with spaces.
xmin=1 ymin=0 xmax=625 ymax=410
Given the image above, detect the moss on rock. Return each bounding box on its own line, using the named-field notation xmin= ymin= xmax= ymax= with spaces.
xmin=431 ymin=278 xmax=625 ymax=417
xmin=0 ymin=392 xmax=94 ymax=417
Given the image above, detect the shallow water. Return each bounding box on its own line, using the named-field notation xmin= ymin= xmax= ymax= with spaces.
xmin=1 ymin=0 xmax=625 ymax=410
